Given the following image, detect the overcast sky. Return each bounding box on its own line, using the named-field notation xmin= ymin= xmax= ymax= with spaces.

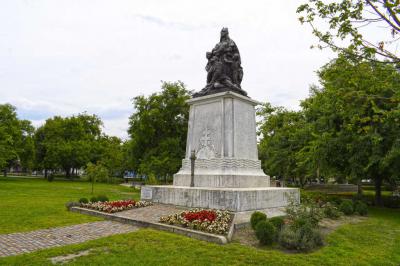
xmin=0 ymin=0 xmax=335 ymax=138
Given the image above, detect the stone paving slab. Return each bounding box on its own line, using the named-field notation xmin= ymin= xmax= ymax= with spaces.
xmin=114 ymin=203 xmax=188 ymax=223
xmin=0 ymin=221 xmax=138 ymax=257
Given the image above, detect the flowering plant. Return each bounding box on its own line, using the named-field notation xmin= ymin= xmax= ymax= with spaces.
xmin=81 ymin=200 xmax=152 ymax=213
xmin=159 ymin=208 xmax=232 ymax=235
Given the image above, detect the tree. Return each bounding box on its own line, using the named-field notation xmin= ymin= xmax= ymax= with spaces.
xmin=95 ymin=135 xmax=125 ymax=177
xmin=301 ymin=55 xmax=400 ymax=205
xmin=258 ymin=104 xmax=313 ymax=187
xmin=86 ymin=162 xmax=109 ymax=194
xmin=127 ymin=81 xmax=191 ymax=182
xmin=34 ymin=113 xmax=103 ymax=179
xmin=297 ymin=0 xmax=400 ymax=63
xmin=0 ymin=104 xmax=35 ymax=175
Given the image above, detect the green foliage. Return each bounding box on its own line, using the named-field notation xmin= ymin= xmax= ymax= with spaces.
xmin=145 ymin=173 xmax=159 ymax=185
xmin=255 ymin=220 xmax=276 ymax=245
xmin=279 ymin=222 xmax=324 ymax=252
xmin=34 ymin=113 xmax=103 ymax=177
xmin=90 ymin=196 xmax=99 ymax=203
xmin=354 ymin=201 xmax=368 ymax=216
xmin=86 ymin=162 xmax=109 ymax=183
xmin=383 ymin=196 xmax=400 ymax=208
xmin=96 ymin=195 xmax=109 ymax=202
xmin=79 ymin=198 xmax=89 ymax=204
xmin=269 ymin=216 xmax=285 ymax=231
xmin=257 ymin=104 xmax=312 ymax=187
xmin=323 ymin=202 xmax=342 ymax=219
xmin=285 ymin=197 xmax=324 ymax=227
xmin=259 ymin=56 xmax=400 ymax=206
xmin=127 ymin=81 xmax=191 ymax=180
xmin=297 ymin=0 xmax=400 ymax=62
xmin=339 ymin=200 xmax=354 ymax=215
xmin=0 ymin=104 xmax=35 ymax=173
xmin=250 ymin=211 xmax=267 ymax=230
xmin=94 ymin=136 xmax=126 ymax=178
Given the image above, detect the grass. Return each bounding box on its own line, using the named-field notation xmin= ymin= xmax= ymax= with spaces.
xmin=0 ymin=176 xmax=139 ymax=234
xmin=0 ymin=178 xmax=399 ymax=265
xmin=0 ymin=208 xmax=399 ymax=265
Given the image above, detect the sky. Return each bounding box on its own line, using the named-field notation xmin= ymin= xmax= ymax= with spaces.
xmin=0 ymin=0 xmax=335 ymax=138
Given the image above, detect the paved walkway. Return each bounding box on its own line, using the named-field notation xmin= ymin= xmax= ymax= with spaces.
xmin=0 ymin=221 xmax=138 ymax=257
xmin=113 ymin=203 xmax=187 ymax=223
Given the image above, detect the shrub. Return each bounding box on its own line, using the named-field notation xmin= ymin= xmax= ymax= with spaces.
xmin=383 ymin=196 xmax=400 ymax=208
xmin=354 ymin=201 xmax=368 ymax=216
xmin=279 ymin=223 xmax=324 ymax=251
xmin=79 ymin=198 xmax=89 ymax=204
xmin=339 ymin=199 xmax=354 ymax=215
xmin=323 ymin=202 xmax=342 ymax=219
xmin=326 ymin=195 xmax=343 ymax=206
xmin=269 ymin=216 xmax=285 ymax=231
xmin=255 ymin=220 xmax=276 ymax=245
xmin=285 ymin=198 xmax=324 ymax=227
xmin=90 ymin=196 xmax=99 ymax=203
xmin=145 ymin=174 xmax=159 ymax=185
xmin=291 ymin=217 xmax=309 ymax=230
xmin=97 ymin=195 xmax=109 ymax=202
xmin=250 ymin=211 xmax=267 ymax=230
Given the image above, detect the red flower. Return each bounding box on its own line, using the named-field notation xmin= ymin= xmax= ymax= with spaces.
xmin=183 ymin=210 xmax=217 ymax=222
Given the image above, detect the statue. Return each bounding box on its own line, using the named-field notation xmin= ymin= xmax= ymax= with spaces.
xmin=193 ymin=28 xmax=248 ymax=97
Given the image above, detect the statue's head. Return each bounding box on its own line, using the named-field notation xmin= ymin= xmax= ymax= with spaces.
xmin=220 ymin=27 xmax=229 ymax=41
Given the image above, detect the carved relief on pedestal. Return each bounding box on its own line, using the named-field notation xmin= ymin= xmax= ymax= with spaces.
xmin=196 ymin=127 xmax=216 ymax=159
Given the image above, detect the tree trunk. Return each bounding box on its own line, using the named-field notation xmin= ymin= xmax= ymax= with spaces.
xmin=3 ymin=168 xmax=7 ymax=177
xmin=374 ymin=176 xmax=383 ymax=206
xmin=299 ymin=177 xmax=305 ymax=188
xmin=44 ymin=169 xmax=48 ymax=179
xmin=357 ymin=179 xmax=363 ymax=197
xmin=65 ymin=168 xmax=71 ymax=178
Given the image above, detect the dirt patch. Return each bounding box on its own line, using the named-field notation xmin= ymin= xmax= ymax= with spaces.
xmin=50 ymin=248 xmax=109 ymax=264
xmin=231 ymin=226 xmax=259 ymax=247
xmin=50 ymin=249 xmax=92 ymax=264
xmin=319 ymin=215 xmax=367 ymax=235
xmin=232 ymin=215 xmax=368 ymax=248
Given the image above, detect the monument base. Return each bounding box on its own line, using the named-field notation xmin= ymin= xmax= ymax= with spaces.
xmin=141 ymin=185 xmax=299 ymax=212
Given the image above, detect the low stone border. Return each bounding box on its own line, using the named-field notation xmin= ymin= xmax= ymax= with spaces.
xmin=70 ymin=207 xmax=230 ymax=244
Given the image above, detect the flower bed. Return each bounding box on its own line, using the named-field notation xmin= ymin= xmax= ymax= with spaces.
xmin=159 ymin=209 xmax=232 ymax=235
xmin=80 ymin=200 xmax=152 ymax=213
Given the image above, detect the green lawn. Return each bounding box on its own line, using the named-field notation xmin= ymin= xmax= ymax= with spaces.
xmin=1 ymin=178 xmax=400 ymax=265
xmin=0 ymin=177 xmax=139 ymax=234
xmin=0 ymin=208 xmax=399 ymax=265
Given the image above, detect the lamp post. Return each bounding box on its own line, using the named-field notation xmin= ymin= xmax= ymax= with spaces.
xmin=190 ymin=149 xmax=196 ymax=187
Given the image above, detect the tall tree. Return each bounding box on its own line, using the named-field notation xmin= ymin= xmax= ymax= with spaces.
xmin=127 ymin=81 xmax=191 ymax=181
xmin=301 ymin=55 xmax=400 ymax=204
xmin=297 ymin=0 xmax=400 ymax=63
xmin=258 ymin=104 xmax=313 ymax=187
xmin=34 ymin=113 xmax=102 ymax=178
xmin=95 ymin=135 xmax=125 ymax=178
xmin=0 ymin=104 xmax=35 ymax=175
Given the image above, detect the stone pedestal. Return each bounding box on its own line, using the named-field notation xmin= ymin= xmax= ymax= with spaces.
xmin=174 ymin=91 xmax=269 ymax=187
xmin=141 ymin=91 xmax=299 ymax=212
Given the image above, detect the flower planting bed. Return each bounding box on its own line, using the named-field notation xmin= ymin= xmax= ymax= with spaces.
xmin=80 ymin=200 xmax=152 ymax=213
xmin=159 ymin=208 xmax=233 ymax=235
xmin=70 ymin=204 xmax=232 ymax=244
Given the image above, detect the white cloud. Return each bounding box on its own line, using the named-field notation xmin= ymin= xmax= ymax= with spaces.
xmin=0 ymin=0 xmax=335 ymax=138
